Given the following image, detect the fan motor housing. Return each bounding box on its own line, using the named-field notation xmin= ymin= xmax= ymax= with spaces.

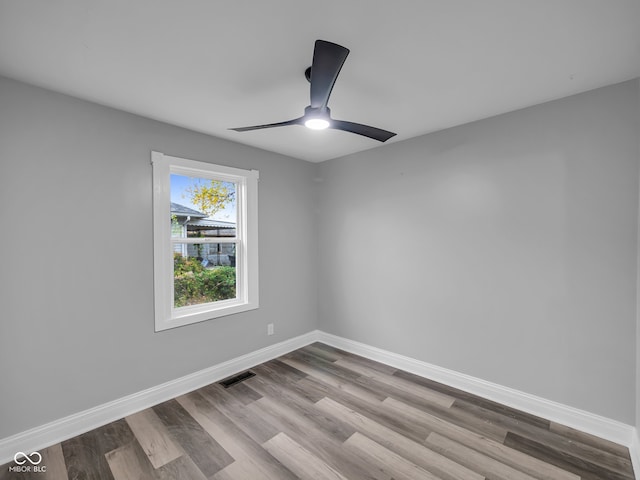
xmin=304 ymin=105 xmax=330 ymax=119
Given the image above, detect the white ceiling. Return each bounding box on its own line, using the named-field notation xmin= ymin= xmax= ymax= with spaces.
xmin=1 ymin=1 xmax=639 ymax=163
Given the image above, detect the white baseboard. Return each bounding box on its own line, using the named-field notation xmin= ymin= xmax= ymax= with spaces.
xmin=631 ymin=430 xmax=640 ymax=480
xmin=2 ymin=328 xmax=637 ymax=479
xmin=0 ymin=330 xmax=320 ymax=465
xmin=316 ymin=331 xmax=636 ymax=449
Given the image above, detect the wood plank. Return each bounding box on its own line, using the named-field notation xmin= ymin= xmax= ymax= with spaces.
xmin=334 ymin=357 xmax=456 ymax=409
xmin=452 ymin=395 xmax=633 ymax=478
xmin=505 ymin=424 xmax=633 ymax=477
xmin=252 ymin=361 xmax=325 ymax=403
xmin=211 ymin=458 xmax=286 ymax=480
xmin=380 ymin=396 xmax=580 ymax=480
xmin=290 ymin=349 xmax=447 ymax=414
xmin=246 ymin=397 xmax=366 ymax=479
xmin=425 ymin=432 xmax=538 ymax=480
xmin=300 ymin=343 xmax=344 ymax=362
xmin=504 ymin=431 xmax=635 ymax=480
xmin=104 ymin=441 xmax=155 ymax=480
xmin=392 ymin=369 xmax=551 ymax=430
xmin=311 ymin=343 xmax=398 ymax=375
xmin=297 ymin=375 xmax=433 ymax=443
xmin=176 ymin=391 xmax=298 ymax=480
xmin=246 ymin=394 xmax=388 ymax=480
xmin=343 ymin=432 xmax=442 ymax=480
xmin=244 ymin=373 xmax=356 ymax=442
xmin=262 ymin=357 xmax=310 ymax=381
xmin=286 ymin=349 xmax=368 ymax=383
xmin=263 ymin=432 xmax=349 ymax=480
xmin=152 ymin=398 xmax=234 ymax=476
xmin=382 ymin=396 xmax=508 ymax=443
xmin=451 ymin=399 xmax=551 ymax=437
xmin=62 ymin=418 xmax=134 ymax=480
xmin=40 ymin=443 xmax=69 ymax=480
xmin=280 ymin=356 xmax=387 ymax=403
xmin=549 ymin=422 xmax=632 ymax=460
xmin=155 ymin=455 xmax=208 ymax=480
xmin=124 ymin=408 xmax=183 ymax=469
xmin=315 ymin=396 xmax=483 ymax=480
xmin=197 ymin=382 xmax=282 ymax=445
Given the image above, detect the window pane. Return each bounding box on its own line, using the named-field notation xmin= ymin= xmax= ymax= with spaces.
xmin=170 ymin=174 xmax=237 ymax=238
xmin=173 ymin=248 xmax=237 ymax=308
xmin=170 ymin=173 xmax=238 ymax=308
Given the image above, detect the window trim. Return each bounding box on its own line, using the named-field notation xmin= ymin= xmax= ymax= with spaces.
xmin=152 ymin=151 xmax=259 ymax=332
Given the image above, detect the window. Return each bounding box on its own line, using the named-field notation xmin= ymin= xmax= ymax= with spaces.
xmin=152 ymin=151 xmax=259 ymax=331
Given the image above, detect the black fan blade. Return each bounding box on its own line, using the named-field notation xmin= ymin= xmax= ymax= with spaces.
xmin=310 ymin=40 xmax=350 ymax=109
xmin=229 ymin=117 xmax=303 ymax=132
xmin=330 ymin=120 xmax=396 ymax=142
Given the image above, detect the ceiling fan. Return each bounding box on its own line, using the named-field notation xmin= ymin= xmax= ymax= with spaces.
xmin=230 ymin=40 xmax=396 ymax=142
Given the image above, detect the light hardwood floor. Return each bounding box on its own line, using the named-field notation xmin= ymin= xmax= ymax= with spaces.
xmin=1 ymin=343 xmax=635 ymax=479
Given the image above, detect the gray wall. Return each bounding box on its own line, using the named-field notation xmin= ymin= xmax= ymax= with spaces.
xmin=1 ymin=74 xmax=638 ymax=439
xmin=0 ymin=76 xmax=318 ymax=438
xmin=317 ymin=80 xmax=640 ymax=424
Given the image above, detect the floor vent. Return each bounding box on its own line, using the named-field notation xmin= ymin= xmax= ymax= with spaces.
xmin=219 ymin=370 xmax=256 ymax=388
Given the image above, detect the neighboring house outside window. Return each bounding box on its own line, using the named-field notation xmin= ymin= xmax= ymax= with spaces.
xmin=170 ymin=202 xmax=205 ymax=258
xmin=170 ymin=202 xmax=237 ymax=264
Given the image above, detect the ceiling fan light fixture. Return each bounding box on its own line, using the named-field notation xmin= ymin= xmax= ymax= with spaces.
xmin=229 ymin=40 xmax=396 ymax=142
xmin=303 ymin=105 xmax=331 ymax=130
xmin=305 ymin=117 xmax=330 ymax=130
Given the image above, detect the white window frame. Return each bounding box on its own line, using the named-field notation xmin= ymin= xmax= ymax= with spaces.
xmin=152 ymin=151 xmax=259 ymax=332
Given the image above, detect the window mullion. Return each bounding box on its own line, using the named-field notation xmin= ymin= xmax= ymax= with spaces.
xmin=171 ymin=237 xmax=237 ymax=245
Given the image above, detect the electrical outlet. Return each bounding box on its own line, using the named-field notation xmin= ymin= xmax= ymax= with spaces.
xmin=267 ymin=323 xmax=274 ymax=336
